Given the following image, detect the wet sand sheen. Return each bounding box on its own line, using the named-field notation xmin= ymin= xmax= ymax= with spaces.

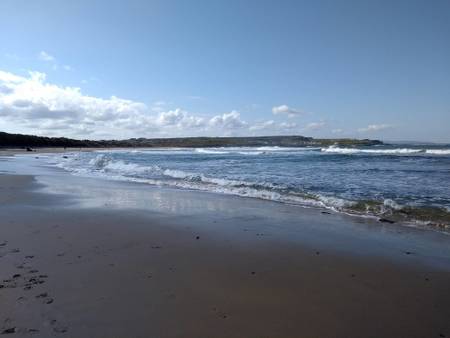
xmin=0 ymin=172 xmax=450 ymax=338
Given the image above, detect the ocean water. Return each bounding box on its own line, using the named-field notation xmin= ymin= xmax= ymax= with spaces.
xmin=47 ymin=144 xmax=450 ymax=228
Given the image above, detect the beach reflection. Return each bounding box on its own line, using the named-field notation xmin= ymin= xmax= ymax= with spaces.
xmin=37 ymin=173 xmax=248 ymax=216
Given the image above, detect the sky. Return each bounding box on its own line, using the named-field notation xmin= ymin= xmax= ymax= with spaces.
xmin=0 ymin=0 xmax=449 ymax=142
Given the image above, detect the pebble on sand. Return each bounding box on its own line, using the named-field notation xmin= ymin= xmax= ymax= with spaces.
xmin=1 ymin=327 xmax=17 ymax=334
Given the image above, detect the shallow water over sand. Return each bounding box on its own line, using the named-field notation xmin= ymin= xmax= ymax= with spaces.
xmin=44 ymin=144 xmax=450 ymax=227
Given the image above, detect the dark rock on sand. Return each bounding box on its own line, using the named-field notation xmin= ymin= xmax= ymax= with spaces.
xmin=379 ymin=218 xmax=395 ymax=224
xmin=1 ymin=327 xmax=16 ymax=334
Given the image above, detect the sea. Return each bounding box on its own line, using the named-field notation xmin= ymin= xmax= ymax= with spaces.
xmin=47 ymin=144 xmax=450 ymax=229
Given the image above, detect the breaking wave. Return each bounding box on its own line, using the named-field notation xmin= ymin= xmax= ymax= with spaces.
xmin=321 ymin=145 xmax=450 ymax=156
xmin=195 ymin=148 xmax=230 ymax=154
xmin=425 ymin=149 xmax=450 ymax=155
xmin=51 ymin=152 xmax=450 ymax=229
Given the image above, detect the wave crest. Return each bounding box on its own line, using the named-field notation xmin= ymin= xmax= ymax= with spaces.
xmin=321 ymin=146 xmax=450 ymax=156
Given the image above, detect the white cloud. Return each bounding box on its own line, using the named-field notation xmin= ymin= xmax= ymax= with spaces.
xmin=304 ymin=121 xmax=325 ymax=131
xmin=38 ymin=51 xmax=55 ymax=62
xmin=208 ymin=111 xmax=247 ymax=129
xmin=272 ymin=104 xmax=304 ymax=118
xmin=0 ymin=69 xmax=255 ymax=139
xmin=331 ymin=128 xmax=343 ymax=134
xmin=249 ymin=120 xmax=299 ymax=134
xmin=2 ymin=70 xmax=327 ymax=139
xmin=249 ymin=120 xmax=276 ymax=131
xmin=156 ymin=109 xmax=206 ymax=129
xmin=358 ymin=124 xmax=393 ymax=133
xmin=279 ymin=122 xmax=298 ymax=129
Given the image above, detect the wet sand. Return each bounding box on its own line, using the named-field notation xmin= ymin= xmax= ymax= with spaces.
xmin=0 ymin=147 xmax=110 ymax=157
xmin=1 ymin=158 xmax=450 ymax=337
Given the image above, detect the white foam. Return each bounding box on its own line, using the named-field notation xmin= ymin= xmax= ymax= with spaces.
xmin=425 ymin=149 xmax=450 ymax=155
xmin=321 ymin=146 xmax=424 ymax=155
xmin=255 ymin=146 xmax=310 ymax=152
xmin=237 ymin=151 xmax=263 ymax=155
xmin=89 ymin=154 xmax=111 ymax=169
xmin=321 ymin=146 xmax=359 ymax=154
xmin=45 ymin=148 xmax=450 ymax=227
xmin=383 ymin=198 xmax=403 ymax=210
xmin=163 ymin=169 xmax=196 ymax=179
xmin=195 ymin=148 xmax=229 ymax=154
xmin=48 ymin=152 xmax=358 ymax=212
xmin=317 ymin=195 xmax=355 ymax=209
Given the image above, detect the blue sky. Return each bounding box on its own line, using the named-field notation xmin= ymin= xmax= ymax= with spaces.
xmin=0 ymin=0 xmax=449 ymax=141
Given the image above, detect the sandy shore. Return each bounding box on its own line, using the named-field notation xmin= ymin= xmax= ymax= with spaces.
xmin=1 ymin=156 xmax=450 ymax=338
xmin=0 ymin=147 xmax=116 ymax=157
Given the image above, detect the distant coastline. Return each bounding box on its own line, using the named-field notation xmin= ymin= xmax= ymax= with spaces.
xmin=0 ymin=131 xmax=382 ymax=149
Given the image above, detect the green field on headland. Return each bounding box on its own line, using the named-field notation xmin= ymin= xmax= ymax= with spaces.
xmin=0 ymin=131 xmax=382 ymax=148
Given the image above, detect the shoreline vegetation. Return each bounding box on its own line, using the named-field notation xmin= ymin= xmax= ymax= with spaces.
xmin=0 ymin=131 xmax=382 ymax=149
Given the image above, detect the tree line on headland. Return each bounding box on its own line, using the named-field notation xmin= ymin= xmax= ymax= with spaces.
xmin=0 ymin=131 xmax=382 ymax=149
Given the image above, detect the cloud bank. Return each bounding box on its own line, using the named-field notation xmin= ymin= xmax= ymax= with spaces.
xmin=0 ymin=70 xmax=302 ymax=139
